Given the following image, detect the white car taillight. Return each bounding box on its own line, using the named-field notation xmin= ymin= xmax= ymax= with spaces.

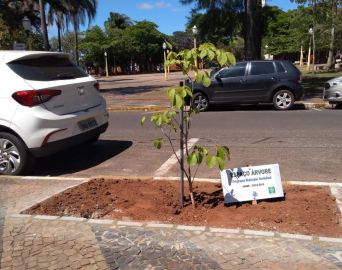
xmin=12 ymin=90 xmax=61 ymax=107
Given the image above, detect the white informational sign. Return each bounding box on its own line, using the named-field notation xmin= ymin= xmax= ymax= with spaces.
xmin=220 ymin=164 xmax=284 ymax=204
xmin=13 ymin=42 xmax=26 ymax=50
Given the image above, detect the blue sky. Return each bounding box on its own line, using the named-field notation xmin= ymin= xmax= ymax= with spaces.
xmin=49 ymin=0 xmax=299 ymax=37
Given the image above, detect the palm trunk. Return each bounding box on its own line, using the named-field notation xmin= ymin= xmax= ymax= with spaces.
xmin=245 ymin=0 xmax=262 ymax=60
xmin=39 ymin=0 xmax=49 ymax=51
xmin=327 ymin=0 xmax=337 ymax=69
xmin=73 ymin=15 xmax=79 ymax=65
xmin=57 ymin=19 xmax=62 ymax=52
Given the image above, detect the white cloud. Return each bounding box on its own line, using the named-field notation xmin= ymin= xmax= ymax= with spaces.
xmin=138 ymin=3 xmax=154 ymax=10
xmin=156 ymin=1 xmax=171 ymax=8
xmin=137 ymin=1 xmax=172 ymax=10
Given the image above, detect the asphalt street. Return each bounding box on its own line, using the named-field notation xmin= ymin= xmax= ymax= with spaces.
xmin=32 ymin=109 xmax=342 ymax=183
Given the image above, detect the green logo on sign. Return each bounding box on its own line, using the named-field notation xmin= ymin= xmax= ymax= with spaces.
xmin=268 ymin=186 xmax=276 ymax=194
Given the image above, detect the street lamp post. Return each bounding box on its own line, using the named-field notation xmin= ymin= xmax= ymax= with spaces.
xmin=104 ymin=51 xmax=109 ymax=77
xmin=299 ymin=40 xmax=304 ymax=67
xmin=306 ymin=29 xmax=312 ymax=72
xmin=162 ymin=42 xmax=167 ymax=80
xmin=264 ymin=44 xmax=269 ymax=60
xmin=192 ymin=25 xmax=198 ymax=69
xmin=309 ymin=27 xmax=315 ymax=73
xmin=22 ymin=16 xmax=32 ymax=50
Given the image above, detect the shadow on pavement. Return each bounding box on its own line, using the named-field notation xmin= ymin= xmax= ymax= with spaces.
xmin=100 ymin=85 xmax=165 ymax=95
xmin=31 ymin=139 xmax=132 ymax=176
xmin=208 ymin=103 xmax=306 ymax=112
xmin=98 ymin=78 xmax=134 ymax=83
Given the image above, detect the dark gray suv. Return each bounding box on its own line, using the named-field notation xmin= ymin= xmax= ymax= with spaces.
xmin=191 ymin=60 xmax=303 ymax=111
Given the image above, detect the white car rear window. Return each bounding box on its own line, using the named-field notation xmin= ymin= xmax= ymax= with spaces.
xmin=7 ymin=55 xmax=88 ymax=81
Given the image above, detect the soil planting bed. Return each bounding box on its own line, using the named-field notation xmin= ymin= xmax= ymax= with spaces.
xmin=24 ymin=178 xmax=342 ymax=237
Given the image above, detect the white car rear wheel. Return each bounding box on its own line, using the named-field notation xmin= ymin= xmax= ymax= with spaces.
xmin=0 ymin=132 xmax=32 ymax=175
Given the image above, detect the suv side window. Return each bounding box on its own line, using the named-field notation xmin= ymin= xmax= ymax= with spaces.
xmin=250 ymin=62 xmax=275 ymax=75
xmin=219 ymin=63 xmax=247 ymax=78
xmin=275 ymin=62 xmax=286 ymax=73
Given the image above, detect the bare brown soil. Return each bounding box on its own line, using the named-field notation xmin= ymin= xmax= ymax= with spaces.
xmin=24 ymin=178 xmax=342 ymax=237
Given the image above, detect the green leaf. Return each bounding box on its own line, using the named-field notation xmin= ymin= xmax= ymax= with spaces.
xmin=217 ymin=52 xmax=228 ymax=67
xmin=202 ymin=76 xmax=211 ymax=87
xmin=217 ymin=157 xmax=225 ymax=171
xmin=153 ymin=138 xmax=163 ymax=149
xmin=165 ymin=40 xmax=173 ymax=50
xmin=177 ymin=86 xmax=187 ymax=98
xmin=173 ymin=94 xmax=184 ymax=109
xmin=167 ymin=88 xmax=176 ymax=99
xmin=156 ymin=115 xmax=163 ymax=127
xmin=187 ymin=153 xmax=198 ymax=166
xmin=227 ymin=52 xmax=236 ymax=65
xmin=217 ymin=145 xmax=227 ymax=160
xmin=208 ymin=50 xmax=215 ymax=61
xmin=206 ymin=155 xmax=217 ymax=168
xmin=140 ymin=116 xmax=146 ymax=126
xmin=184 ymin=86 xmax=193 ymax=97
xmin=195 ymin=71 xmax=204 ymax=83
xmin=185 ymin=50 xmax=193 ymax=60
xmin=199 ymin=50 xmax=207 ymax=59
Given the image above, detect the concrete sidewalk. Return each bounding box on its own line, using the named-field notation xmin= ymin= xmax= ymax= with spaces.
xmin=0 ymin=177 xmax=341 ymax=270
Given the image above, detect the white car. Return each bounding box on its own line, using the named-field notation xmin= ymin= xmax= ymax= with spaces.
xmin=323 ymin=76 xmax=342 ymax=104
xmin=0 ymin=51 xmax=109 ymax=175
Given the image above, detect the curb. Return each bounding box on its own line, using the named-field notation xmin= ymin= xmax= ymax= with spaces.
xmin=8 ymin=213 xmax=342 ymax=244
xmin=106 ymin=102 xmax=329 ymax=112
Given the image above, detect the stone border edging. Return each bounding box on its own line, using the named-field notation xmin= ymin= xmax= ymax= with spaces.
xmin=8 ymin=214 xmax=342 ymax=244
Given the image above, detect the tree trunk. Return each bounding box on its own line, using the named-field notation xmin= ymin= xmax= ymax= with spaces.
xmin=245 ymin=0 xmax=262 ymax=60
xmin=73 ymin=15 xmax=79 ymax=65
xmin=188 ymin=176 xmax=195 ymax=207
xmin=327 ymin=0 xmax=337 ymax=69
xmin=39 ymin=0 xmax=49 ymax=51
xmin=57 ymin=19 xmax=62 ymax=52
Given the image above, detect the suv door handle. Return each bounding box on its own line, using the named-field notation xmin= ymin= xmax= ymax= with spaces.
xmin=270 ymin=77 xmax=277 ymax=81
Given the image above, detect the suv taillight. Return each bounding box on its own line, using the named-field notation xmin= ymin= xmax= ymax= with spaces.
xmin=94 ymin=82 xmax=100 ymax=91
xmin=297 ymin=73 xmax=302 ymax=82
xmin=12 ymin=90 xmax=61 ymax=107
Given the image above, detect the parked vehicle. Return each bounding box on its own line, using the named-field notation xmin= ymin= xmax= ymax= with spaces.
xmin=190 ymin=60 xmax=303 ymax=111
xmin=323 ymin=76 xmax=342 ymax=105
xmin=0 ymin=51 xmax=109 ymax=175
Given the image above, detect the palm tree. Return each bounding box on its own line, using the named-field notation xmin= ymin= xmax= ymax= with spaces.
xmin=181 ymin=0 xmax=263 ymax=60
xmin=104 ymin=12 xmax=132 ymax=31
xmin=65 ymin=0 xmax=97 ymax=65
xmin=39 ymin=0 xmax=49 ymax=50
xmin=47 ymin=0 xmax=68 ymax=51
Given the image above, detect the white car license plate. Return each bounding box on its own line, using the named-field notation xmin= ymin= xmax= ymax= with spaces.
xmin=78 ymin=117 xmax=98 ymax=131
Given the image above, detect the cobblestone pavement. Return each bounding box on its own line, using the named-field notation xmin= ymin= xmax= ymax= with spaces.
xmin=1 ymin=178 xmax=342 ymax=270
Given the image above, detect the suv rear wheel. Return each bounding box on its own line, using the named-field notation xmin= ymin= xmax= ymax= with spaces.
xmin=0 ymin=132 xmax=32 ymax=175
xmin=273 ymin=89 xmax=294 ymax=110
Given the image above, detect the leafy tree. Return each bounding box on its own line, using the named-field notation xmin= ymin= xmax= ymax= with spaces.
xmin=141 ymin=43 xmax=235 ymax=207
xmin=79 ymin=26 xmax=108 ymax=66
xmin=292 ymin=0 xmax=342 ymax=67
xmin=50 ymin=31 xmax=76 ymax=57
xmin=169 ymin=31 xmax=194 ymax=51
xmin=122 ymin=21 xmax=166 ymax=72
